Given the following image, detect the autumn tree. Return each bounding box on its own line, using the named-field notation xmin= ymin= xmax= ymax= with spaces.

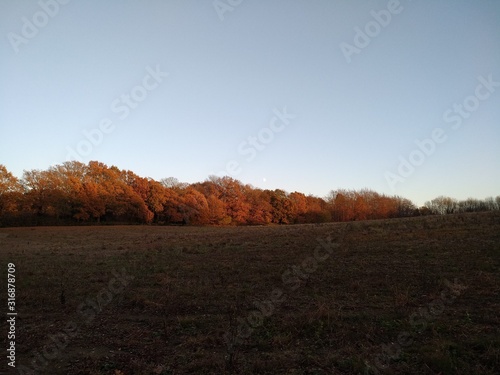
xmin=7 ymin=160 xmax=499 ymax=227
xmin=81 ymin=162 xmax=153 ymax=223
xmin=268 ymin=189 xmax=293 ymax=224
xmin=208 ymin=176 xmax=250 ymax=225
xmin=22 ymin=169 xmax=55 ymax=218
xmin=0 ymin=165 xmax=23 ymax=224
xmin=289 ymin=192 xmax=308 ymax=223
xmin=190 ymin=179 xmax=227 ymax=225
xmin=180 ymin=187 xmax=210 ymax=224
xmin=326 ymin=189 xmax=416 ymax=221
xmin=162 ymin=194 xmax=180 ymax=223
xmin=328 ymin=190 xmax=354 ymax=222
xmin=145 ymin=179 xmax=169 ymax=223
xmin=246 ymin=188 xmax=273 ymax=225
xmin=205 ymin=194 xmax=227 ymax=225
xmin=304 ymin=195 xmax=331 ymax=223
xmin=0 ymin=165 xmax=22 ymax=195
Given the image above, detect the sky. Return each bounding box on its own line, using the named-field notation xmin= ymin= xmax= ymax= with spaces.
xmin=1 ymin=0 xmax=499 ymax=206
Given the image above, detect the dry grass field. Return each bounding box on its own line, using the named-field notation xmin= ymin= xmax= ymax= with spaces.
xmin=1 ymin=212 xmax=499 ymax=374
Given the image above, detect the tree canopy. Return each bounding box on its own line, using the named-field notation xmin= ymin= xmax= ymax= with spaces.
xmin=0 ymin=162 xmax=497 ymax=227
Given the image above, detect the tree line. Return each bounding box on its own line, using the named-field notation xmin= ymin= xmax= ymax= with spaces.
xmin=423 ymin=195 xmax=500 ymax=215
xmin=0 ymin=162 xmax=498 ymax=227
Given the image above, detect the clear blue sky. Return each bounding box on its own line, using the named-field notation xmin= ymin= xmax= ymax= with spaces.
xmin=1 ymin=0 xmax=499 ymax=206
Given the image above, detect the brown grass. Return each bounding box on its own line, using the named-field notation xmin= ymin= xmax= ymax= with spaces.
xmin=1 ymin=211 xmax=499 ymax=374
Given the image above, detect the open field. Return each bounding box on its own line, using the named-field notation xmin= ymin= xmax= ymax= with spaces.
xmin=1 ymin=212 xmax=499 ymax=374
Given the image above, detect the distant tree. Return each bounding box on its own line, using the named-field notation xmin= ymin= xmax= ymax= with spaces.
xmin=395 ymin=196 xmax=417 ymax=217
xmin=6 ymin=160 xmax=499 ymax=227
xmin=216 ymin=177 xmax=250 ymax=225
xmin=417 ymin=206 xmax=433 ymax=216
xmin=0 ymin=165 xmax=22 ymax=195
xmin=375 ymin=195 xmax=396 ymax=218
xmin=162 ymin=188 xmax=184 ymax=223
xmin=425 ymin=196 xmax=458 ymax=215
xmin=181 ymin=187 xmax=210 ymax=225
xmin=0 ymin=165 xmax=23 ymax=223
xmin=484 ymin=197 xmax=498 ymax=211
xmin=22 ymin=169 xmax=53 ymax=217
xmin=85 ymin=161 xmax=153 ymax=223
xmin=289 ymin=192 xmax=308 ymax=223
xmin=161 ymin=177 xmax=188 ymax=190
xmin=74 ymin=180 xmax=106 ymax=222
xmin=304 ymin=195 xmax=331 ymax=223
xmin=353 ymin=193 xmax=369 ymax=221
xmin=246 ymin=188 xmax=273 ymax=225
xmin=457 ymin=198 xmax=478 ymax=213
xmin=206 ymin=194 xmax=227 ymax=225
xmin=329 ymin=190 xmax=354 ymax=222
xmin=145 ymin=179 xmax=169 ymax=223
xmin=269 ymin=189 xmax=292 ymax=224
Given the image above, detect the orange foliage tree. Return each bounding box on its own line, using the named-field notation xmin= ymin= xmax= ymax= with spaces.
xmin=9 ymin=160 xmax=498 ymax=228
